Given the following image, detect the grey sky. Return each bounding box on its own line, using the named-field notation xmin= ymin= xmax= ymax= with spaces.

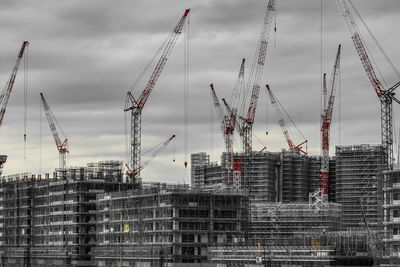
xmin=0 ymin=0 xmax=399 ymax=183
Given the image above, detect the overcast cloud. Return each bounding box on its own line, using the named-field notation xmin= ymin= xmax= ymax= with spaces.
xmin=0 ymin=0 xmax=399 ymax=183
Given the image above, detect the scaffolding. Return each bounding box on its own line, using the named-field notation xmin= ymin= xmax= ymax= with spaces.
xmin=336 ymin=144 xmax=385 ymax=231
xmin=190 ymin=152 xmax=210 ymax=187
xmin=250 ymin=202 xmax=342 ymax=247
xmin=279 ymin=151 xmax=310 ymax=203
xmin=209 ymin=229 xmax=379 ymax=266
xmin=92 ymin=184 xmax=249 ymax=266
xmin=191 ymin=150 xmax=337 ymax=204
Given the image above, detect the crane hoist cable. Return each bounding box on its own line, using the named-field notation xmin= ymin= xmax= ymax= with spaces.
xmin=39 ymin=100 xmax=42 ymax=174
xmin=183 ymin=11 xmax=190 ymax=170
xmin=23 ymin=45 xmax=29 ymax=160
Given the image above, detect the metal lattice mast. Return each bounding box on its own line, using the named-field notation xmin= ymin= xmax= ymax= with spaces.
xmin=336 ymin=0 xmax=400 ymax=170
xmin=0 ymin=41 xmax=29 ymax=128
xmin=242 ymin=0 xmax=275 ymax=154
xmin=320 ymin=45 xmax=341 ymax=198
xmin=40 ymin=93 xmax=69 ymax=169
xmin=124 ymin=9 xmax=190 ymax=183
xmin=266 ymin=84 xmax=308 ymax=154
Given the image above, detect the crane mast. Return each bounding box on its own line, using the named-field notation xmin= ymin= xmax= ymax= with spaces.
xmin=242 ymin=0 xmax=275 ymax=153
xmin=40 ymin=93 xmax=69 ymax=170
xmin=124 ymin=9 xmax=190 ymax=183
xmin=320 ymin=45 xmax=341 ymax=198
xmin=0 ymin=41 xmax=29 ymax=128
xmin=336 ymin=0 xmax=400 ymax=169
xmin=266 ymin=84 xmax=308 ymax=154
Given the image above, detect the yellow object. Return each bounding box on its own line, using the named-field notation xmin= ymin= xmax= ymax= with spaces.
xmin=123 ymin=224 xmax=129 ymax=232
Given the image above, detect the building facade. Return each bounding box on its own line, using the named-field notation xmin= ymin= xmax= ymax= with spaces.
xmin=335 ymin=144 xmax=385 ymax=231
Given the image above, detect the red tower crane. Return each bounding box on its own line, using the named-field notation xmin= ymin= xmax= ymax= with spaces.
xmin=229 ymin=58 xmax=246 ymax=132
xmin=0 ymin=41 xmax=29 ymax=173
xmin=242 ymin=0 xmax=275 ymax=154
xmin=223 ymin=98 xmax=243 ymax=139
xmin=266 ymin=84 xmax=308 ymax=154
xmin=0 ymin=41 xmax=29 ymax=128
xmin=210 ymin=84 xmax=235 ymax=186
xmin=40 ymin=93 xmax=69 ymax=170
xmin=126 ymin=134 xmax=175 ymax=180
xmin=336 ymin=0 xmax=400 ymax=169
xmin=320 ymin=45 xmax=341 ymax=198
xmin=124 ymin=9 xmax=190 ymax=183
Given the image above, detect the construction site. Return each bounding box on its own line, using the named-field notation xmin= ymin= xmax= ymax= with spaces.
xmin=0 ymin=0 xmax=400 ymax=266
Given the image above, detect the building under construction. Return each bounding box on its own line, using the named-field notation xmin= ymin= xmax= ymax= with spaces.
xmin=92 ymin=183 xmax=249 ymax=266
xmin=191 ymin=150 xmax=336 ymax=204
xmin=0 ymin=144 xmax=388 ymax=267
xmin=0 ymin=161 xmax=137 ymax=267
xmin=335 ymin=144 xmax=385 ymax=231
xmin=0 ymin=161 xmax=250 ymax=266
xmin=250 ymin=202 xmax=342 ymax=246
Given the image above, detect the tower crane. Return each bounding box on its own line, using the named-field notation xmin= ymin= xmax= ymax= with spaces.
xmin=223 ymin=98 xmax=243 ymax=139
xmin=320 ymin=45 xmax=341 ymax=198
xmin=124 ymin=9 xmax=190 ymax=183
xmin=336 ymin=0 xmax=400 ymax=169
xmin=266 ymin=84 xmax=308 ymax=154
xmin=0 ymin=41 xmax=29 ymax=173
xmin=209 ymin=59 xmax=246 ymax=188
xmin=229 ymin=59 xmax=246 ymax=134
xmin=222 ymin=98 xmax=246 ymax=189
xmin=40 ymin=93 xmax=69 ymax=170
xmin=126 ymin=134 xmax=175 ymax=180
xmin=210 ymin=83 xmax=234 ymax=186
xmin=241 ymin=0 xmax=275 ymax=154
xmin=0 ymin=41 xmax=29 ymax=128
